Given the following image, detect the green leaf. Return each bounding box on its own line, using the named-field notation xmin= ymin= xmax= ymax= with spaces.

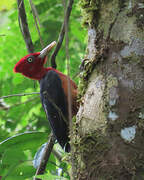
xmin=0 ymin=0 xmax=15 ymax=11
xmin=46 ymin=153 xmax=56 ymax=172
xmin=12 ymin=75 xmax=23 ymax=85
xmin=36 ymin=174 xmax=68 ymax=180
xmin=2 ymin=164 xmax=35 ymax=180
xmin=2 ymin=149 xmax=26 ymax=165
xmin=0 ymin=132 xmax=48 ymax=153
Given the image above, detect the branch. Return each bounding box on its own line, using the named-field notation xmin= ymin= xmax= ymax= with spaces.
xmin=52 ymin=149 xmax=62 ymax=162
xmin=50 ymin=0 xmax=74 ymax=69
xmin=34 ymin=134 xmax=55 ymax=180
xmin=63 ymin=0 xmax=77 ymax=177
xmin=0 ymin=92 xmax=40 ymax=100
xmin=33 ymin=90 xmax=68 ymax=178
xmin=0 ymin=97 xmax=39 ymax=110
xmin=29 ymin=0 xmax=44 ymax=48
xmin=64 ymin=0 xmax=72 ymax=122
xmin=0 ymin=99 xmax=9 ymax=110
xmin=17 ymin=0 xmax=34 ymax=53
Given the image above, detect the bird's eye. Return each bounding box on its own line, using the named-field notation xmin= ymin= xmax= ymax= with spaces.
xmin=27 ymin=56 xmax=34 ymax=63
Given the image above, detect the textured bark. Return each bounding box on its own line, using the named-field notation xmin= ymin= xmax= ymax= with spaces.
xmin=71 ymin=0 xmax=144 ymax=179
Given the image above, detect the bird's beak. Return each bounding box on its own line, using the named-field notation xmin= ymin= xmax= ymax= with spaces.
xmin=38 ymin=41 xmax=56 ymax=59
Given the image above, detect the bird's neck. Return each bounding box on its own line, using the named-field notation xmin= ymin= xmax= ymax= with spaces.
xmin=44 ymin=67 xmax=65 ymax=78
xmin=25 ymin=67 xmax=49 ymax=80
xmin=36 ymin=67 xmax=66 ymax=81
xmin=36 ymin=67 xmax=58 ymax=80
xmin=27 ymin=67 xmax=47 ymax=80
xmin=30 ymin=67 xmax=61 ymax=80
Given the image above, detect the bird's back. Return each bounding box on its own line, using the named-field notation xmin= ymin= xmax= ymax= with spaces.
xmin=40 ymin=70 xmax=70 ymax=151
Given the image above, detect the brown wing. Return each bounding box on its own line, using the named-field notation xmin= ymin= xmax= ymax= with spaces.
xmin=56 ymin=71 xmax=79 ymax=116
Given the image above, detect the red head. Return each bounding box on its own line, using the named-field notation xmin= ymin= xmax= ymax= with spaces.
xmin=13 ymin=41 xmax=56 ymax=80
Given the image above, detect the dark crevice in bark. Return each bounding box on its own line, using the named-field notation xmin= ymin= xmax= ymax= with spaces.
xmin=107 ymin=11 xmax=120 ymax=41
xmin=107 ymin=0 xmax=126 ymax=41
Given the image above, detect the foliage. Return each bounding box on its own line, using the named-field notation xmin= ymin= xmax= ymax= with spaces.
xmin=0 ymin=0 xmax=86 ymax=179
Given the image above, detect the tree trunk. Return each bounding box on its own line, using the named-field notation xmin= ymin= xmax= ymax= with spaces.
xmin=71 ymin=0 xmax=144 ymax=179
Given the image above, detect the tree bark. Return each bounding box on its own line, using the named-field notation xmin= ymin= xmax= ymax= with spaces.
xmin=71 ymin=0 xmax=144 ymax=179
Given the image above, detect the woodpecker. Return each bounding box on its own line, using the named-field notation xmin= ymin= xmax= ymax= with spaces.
xmin=13 ymin=41 xmax=78 ymax=152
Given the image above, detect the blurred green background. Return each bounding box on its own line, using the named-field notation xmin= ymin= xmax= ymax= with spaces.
xmin=0 ymin=0 xmax=86 ymax=179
